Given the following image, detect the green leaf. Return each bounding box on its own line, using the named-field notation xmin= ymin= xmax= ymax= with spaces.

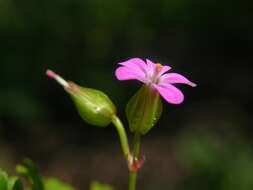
xmin=90 ymin=181 xmax=113 ymax=190
xmin=8 ymin=177 xmax=23 ymax=190
xmin=126 ymin=85 xmax=162 ymax=135
xmin=16 ymin=159 xmax=44 ymax=190
xmin=0 ymin=169 xmax=24 ymax=190
xmin=0 ymin=169 xmax=8 ymax=190
xmin=44 ymin=178 xmax=76 ymax=190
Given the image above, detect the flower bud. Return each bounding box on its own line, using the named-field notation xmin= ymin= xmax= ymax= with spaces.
xmin=126 ymin=85 xmax=163 ymax=135
xmin=46 ymin=70 xmax=116 ymax=127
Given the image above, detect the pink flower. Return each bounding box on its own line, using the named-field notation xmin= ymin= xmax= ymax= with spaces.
xmin=115 ymin=58 xmax=196 ymax=104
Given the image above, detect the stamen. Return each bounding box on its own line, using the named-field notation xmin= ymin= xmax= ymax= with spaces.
xmin=46 ymin=69 xmax=69 ymax=88
xmin=155 ymin=63 xmax=162 ymax=73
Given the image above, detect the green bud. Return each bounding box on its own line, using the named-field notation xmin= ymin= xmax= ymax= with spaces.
xmin=126 ymin=85 xmax=163 ymax=135
xmin=66 ymin=82 xmax=116 ymax=127
xmin=46 ymin=70 xmax=116 ymax=127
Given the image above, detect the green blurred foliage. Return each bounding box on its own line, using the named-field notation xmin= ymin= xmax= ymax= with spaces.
xmin=0 ymin=170 xmax=8 ymax=190
xmin=175 ymin=129 xmax=253 ymax=190
xmin=17 ymin=159 xmax=44 ymax=190
xmin=90 ymin=181 xmax=113 ymax=190
xmin=1 ymin=159 xmax=114 ymax=190
xmin=44 ymin=178 xmax=76 ymax=190
xmin=16 ymin=159 xmax=78 ymax=190
xmin=0 ymin=169 xmax=23 ymax=190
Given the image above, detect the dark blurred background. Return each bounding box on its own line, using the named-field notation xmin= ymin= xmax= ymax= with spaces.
xmin=0 ymin=0 xmax=252 ymax=189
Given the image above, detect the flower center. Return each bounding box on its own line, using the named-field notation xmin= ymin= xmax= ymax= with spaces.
xmin=150 ymin=63 xmax=162 ymax=84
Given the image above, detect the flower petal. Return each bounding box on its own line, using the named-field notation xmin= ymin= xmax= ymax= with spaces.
xmin=160 ymin=73 xmax=196 ymax=87
xmin=118 ymin=58 xmax=147 ymax=74
xmin=153 ymin=83 xmax=184 ymax=104
xmin=158 ymin=65 xmax=171 ymax=75
xmin=146 ymin=59 xmax=156 ymax=77
xmin=115 ymin=66 xmax=146 ymax=82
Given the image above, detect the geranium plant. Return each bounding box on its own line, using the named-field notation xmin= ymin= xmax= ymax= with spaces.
xmin=46 ymin=57 xmax=196 ymax=190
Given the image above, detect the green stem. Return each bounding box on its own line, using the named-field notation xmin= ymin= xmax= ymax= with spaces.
xmin=112 ymin=115 xmax=131 ymax=161
xmin=128 ymin=133 xmax=141 ymax=190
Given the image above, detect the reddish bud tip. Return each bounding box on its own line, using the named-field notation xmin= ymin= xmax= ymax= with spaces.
xmin=46 ymin=69 xmax=57 ymax=79
xmin=46 ymin=69 xmax=69 ymax=87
